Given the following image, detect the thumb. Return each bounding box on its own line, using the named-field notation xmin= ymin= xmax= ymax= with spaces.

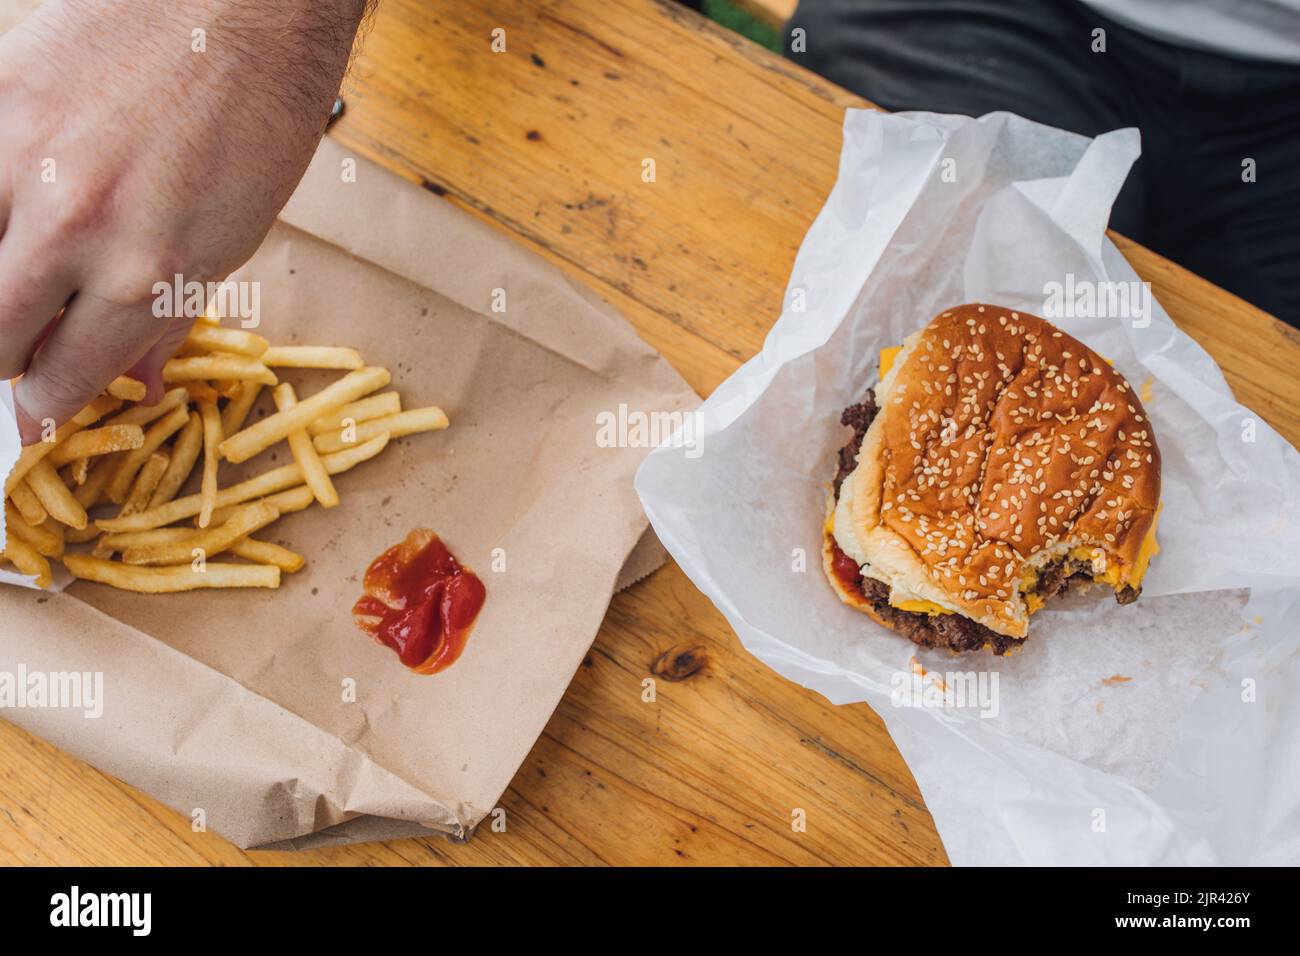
xmin=12 ymin=399 xmax=46 ymax=447
xmin=13 ymin=297 xmax=162 ymax=443
xmin=13 ymin=362 xmax=104 ymax=446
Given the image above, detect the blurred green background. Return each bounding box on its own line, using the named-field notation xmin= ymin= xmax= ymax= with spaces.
xmin=703 ymin=0 xmax=781 ymax=51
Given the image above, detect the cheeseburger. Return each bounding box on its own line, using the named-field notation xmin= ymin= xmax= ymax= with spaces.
xmin=824 ymin=304 xmax=1161 ymax=655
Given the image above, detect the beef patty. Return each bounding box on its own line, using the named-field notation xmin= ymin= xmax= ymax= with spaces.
xmin=832 ymin=392 xmax=879 ymax=497
xmin=829 ymin=393 xmax=1140 ymax=654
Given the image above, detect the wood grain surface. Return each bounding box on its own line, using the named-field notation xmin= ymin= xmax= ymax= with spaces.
xmin=2 ymin=0 xmax=1297 ymax=866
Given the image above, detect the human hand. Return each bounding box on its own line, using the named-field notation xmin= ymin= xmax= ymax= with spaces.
xmin=0 ymin=0 xmax=368 ymax=443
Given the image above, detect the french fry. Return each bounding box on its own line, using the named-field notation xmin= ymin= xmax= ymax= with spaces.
xmin=74 ymin=453 xmax=121 ymax=510
xmin=260 ymin=345 xmax=364 ymax=369
xmin=185 ymin=381 xmax=221 ymax=405
xmin=6 ymin=318 xmax=452 ymax=596
xmin=80 ymin=395 xmax=124 ymax=423
xmin=4 ymin=501 xmax=64 ymax=558
xmin=101 ymin=386 xmax=188 ymax=430
xmin=148 ymin=412 xmax=203 ymax=508
xmin=306 ymin=391 xmax=402 ymax=436
xmin=8 ymin=395 xmax=124 ymax=493
xmin=99 ymin=528 xmax=195 ymax=553
xmin=26 ymin=459 xmax=87 ymax=529
xmin=273 ymin=383 xmax=338 ymax=508
xmin=121 ymin=451 xmax=169 ymax=516
xmin=107 ymin=376 xmax=147 ymax=401
xmin=122 ymin=500 xmax=279 ymax=566
xmin=312 ymin=406 xmax=448 ymax=455
xmin=3 ymin=534 xmax=52 ymax=588
xmin=47 ymin=424 xmax=145 ymax=466
xmin=63 ymin=459 xmax=114 ymax=544
xmin=62 ymin=554 xmax=280 ymax=592
xmin=230 ymin=537 xmax=305 ymax=573
xmin=4 ymin=395 xmax=135 ymax=494
xmin=162 ymin=354 xmax=277 ymax=385
xmin=184 ymin=324 xmax=269 ymax=358
xmin=197 ymin=398 xmax=222 ymax=527
xmin=63 ymin=525 xmax=103 ymax=545
xmin=204 ymin=484 xmax=315 ymax=527
xmin=218 ymin=366 xmax=390 ymax=463
xmin=7 ymin=425 xmax=78 ymax=495
xmin=97 ymin=434 xmax=389 ymax=532
xmin=104 ymin=404 xmax=191 ymax=504
xmin=47 ymin=520 xmax=67 ymax=557
xmin=219 ymin=381 xmax=263 ymax=437
xmin=9 ymin=481 xmax=48 ymax=525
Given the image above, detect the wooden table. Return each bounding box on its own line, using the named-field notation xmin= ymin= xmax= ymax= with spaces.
xmin=3 ymin=0 xmax=1299 ymax=867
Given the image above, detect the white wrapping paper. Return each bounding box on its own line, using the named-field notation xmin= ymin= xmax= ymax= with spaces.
xmin=636 ymin=110 xmax=1300 ymax=865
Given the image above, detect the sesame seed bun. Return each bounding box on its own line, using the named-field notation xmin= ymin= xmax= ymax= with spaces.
xmin=826 ymin=304 xmax=1160 ymax=642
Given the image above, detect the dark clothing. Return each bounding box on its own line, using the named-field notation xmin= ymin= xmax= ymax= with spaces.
xmin=786 ymin=0 xmax=1300 ymax=326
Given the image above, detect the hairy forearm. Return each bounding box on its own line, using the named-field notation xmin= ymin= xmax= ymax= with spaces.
xmin=46 ymin=0 xmax=369 ymax=125
xmin=7 ymin=0 xmax=371 ymax=271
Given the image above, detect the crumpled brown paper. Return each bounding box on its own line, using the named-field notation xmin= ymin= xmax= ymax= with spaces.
xmin=0 ymin=138 xmax=697 ymax=849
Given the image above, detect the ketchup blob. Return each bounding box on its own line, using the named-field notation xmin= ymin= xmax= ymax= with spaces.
xmin=352 ymin=529 xmax=486 ymax=675
xmin=829 ymin=539 xmax=864 ymax=591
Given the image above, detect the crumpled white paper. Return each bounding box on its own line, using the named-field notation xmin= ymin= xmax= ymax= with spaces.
xmin=636 ymin=110 xmax=1300 ymax=865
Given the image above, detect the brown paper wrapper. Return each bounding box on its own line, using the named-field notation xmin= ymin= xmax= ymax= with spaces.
xmin=0 ymin=139 xmax=696 ymax=848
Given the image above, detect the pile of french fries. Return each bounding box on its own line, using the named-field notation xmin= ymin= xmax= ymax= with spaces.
xmin=1 ymin=313 xmax=448 ymax=592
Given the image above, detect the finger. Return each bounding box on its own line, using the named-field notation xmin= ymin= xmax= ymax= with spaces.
xmin=13 ymin=401 xmax=41 ymax=447
xmin=13 ymin=290 xmax=164 ymax=443
xmin=126 ymin=315 xmax=193 ymax=404
xmin=0 ymin=229 xmax=77 ymax=379
xmin=0 ymin=169 xmax=12 ymax=239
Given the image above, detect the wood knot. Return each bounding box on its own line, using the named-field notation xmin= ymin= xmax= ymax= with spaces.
xmin=651 ymin=643 xmax=707 ymax=681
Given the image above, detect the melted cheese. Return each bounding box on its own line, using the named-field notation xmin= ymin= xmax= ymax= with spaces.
xmin=879 ymin=346 xmax=902 ymax=377
xmin=1069 ymin=546 xmax=1117 ymax=585
xmin=891 ymin=599 xmax=954 ymax=616
xmin=1068 ymin=506 xmax=1161 ymax=588
xmin=1130 ymin=504 xmax=1162 ymax=584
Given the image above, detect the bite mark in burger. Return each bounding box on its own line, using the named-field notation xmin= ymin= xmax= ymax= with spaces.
xmin=822 ymin=304 xmax=1162 ymax=655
